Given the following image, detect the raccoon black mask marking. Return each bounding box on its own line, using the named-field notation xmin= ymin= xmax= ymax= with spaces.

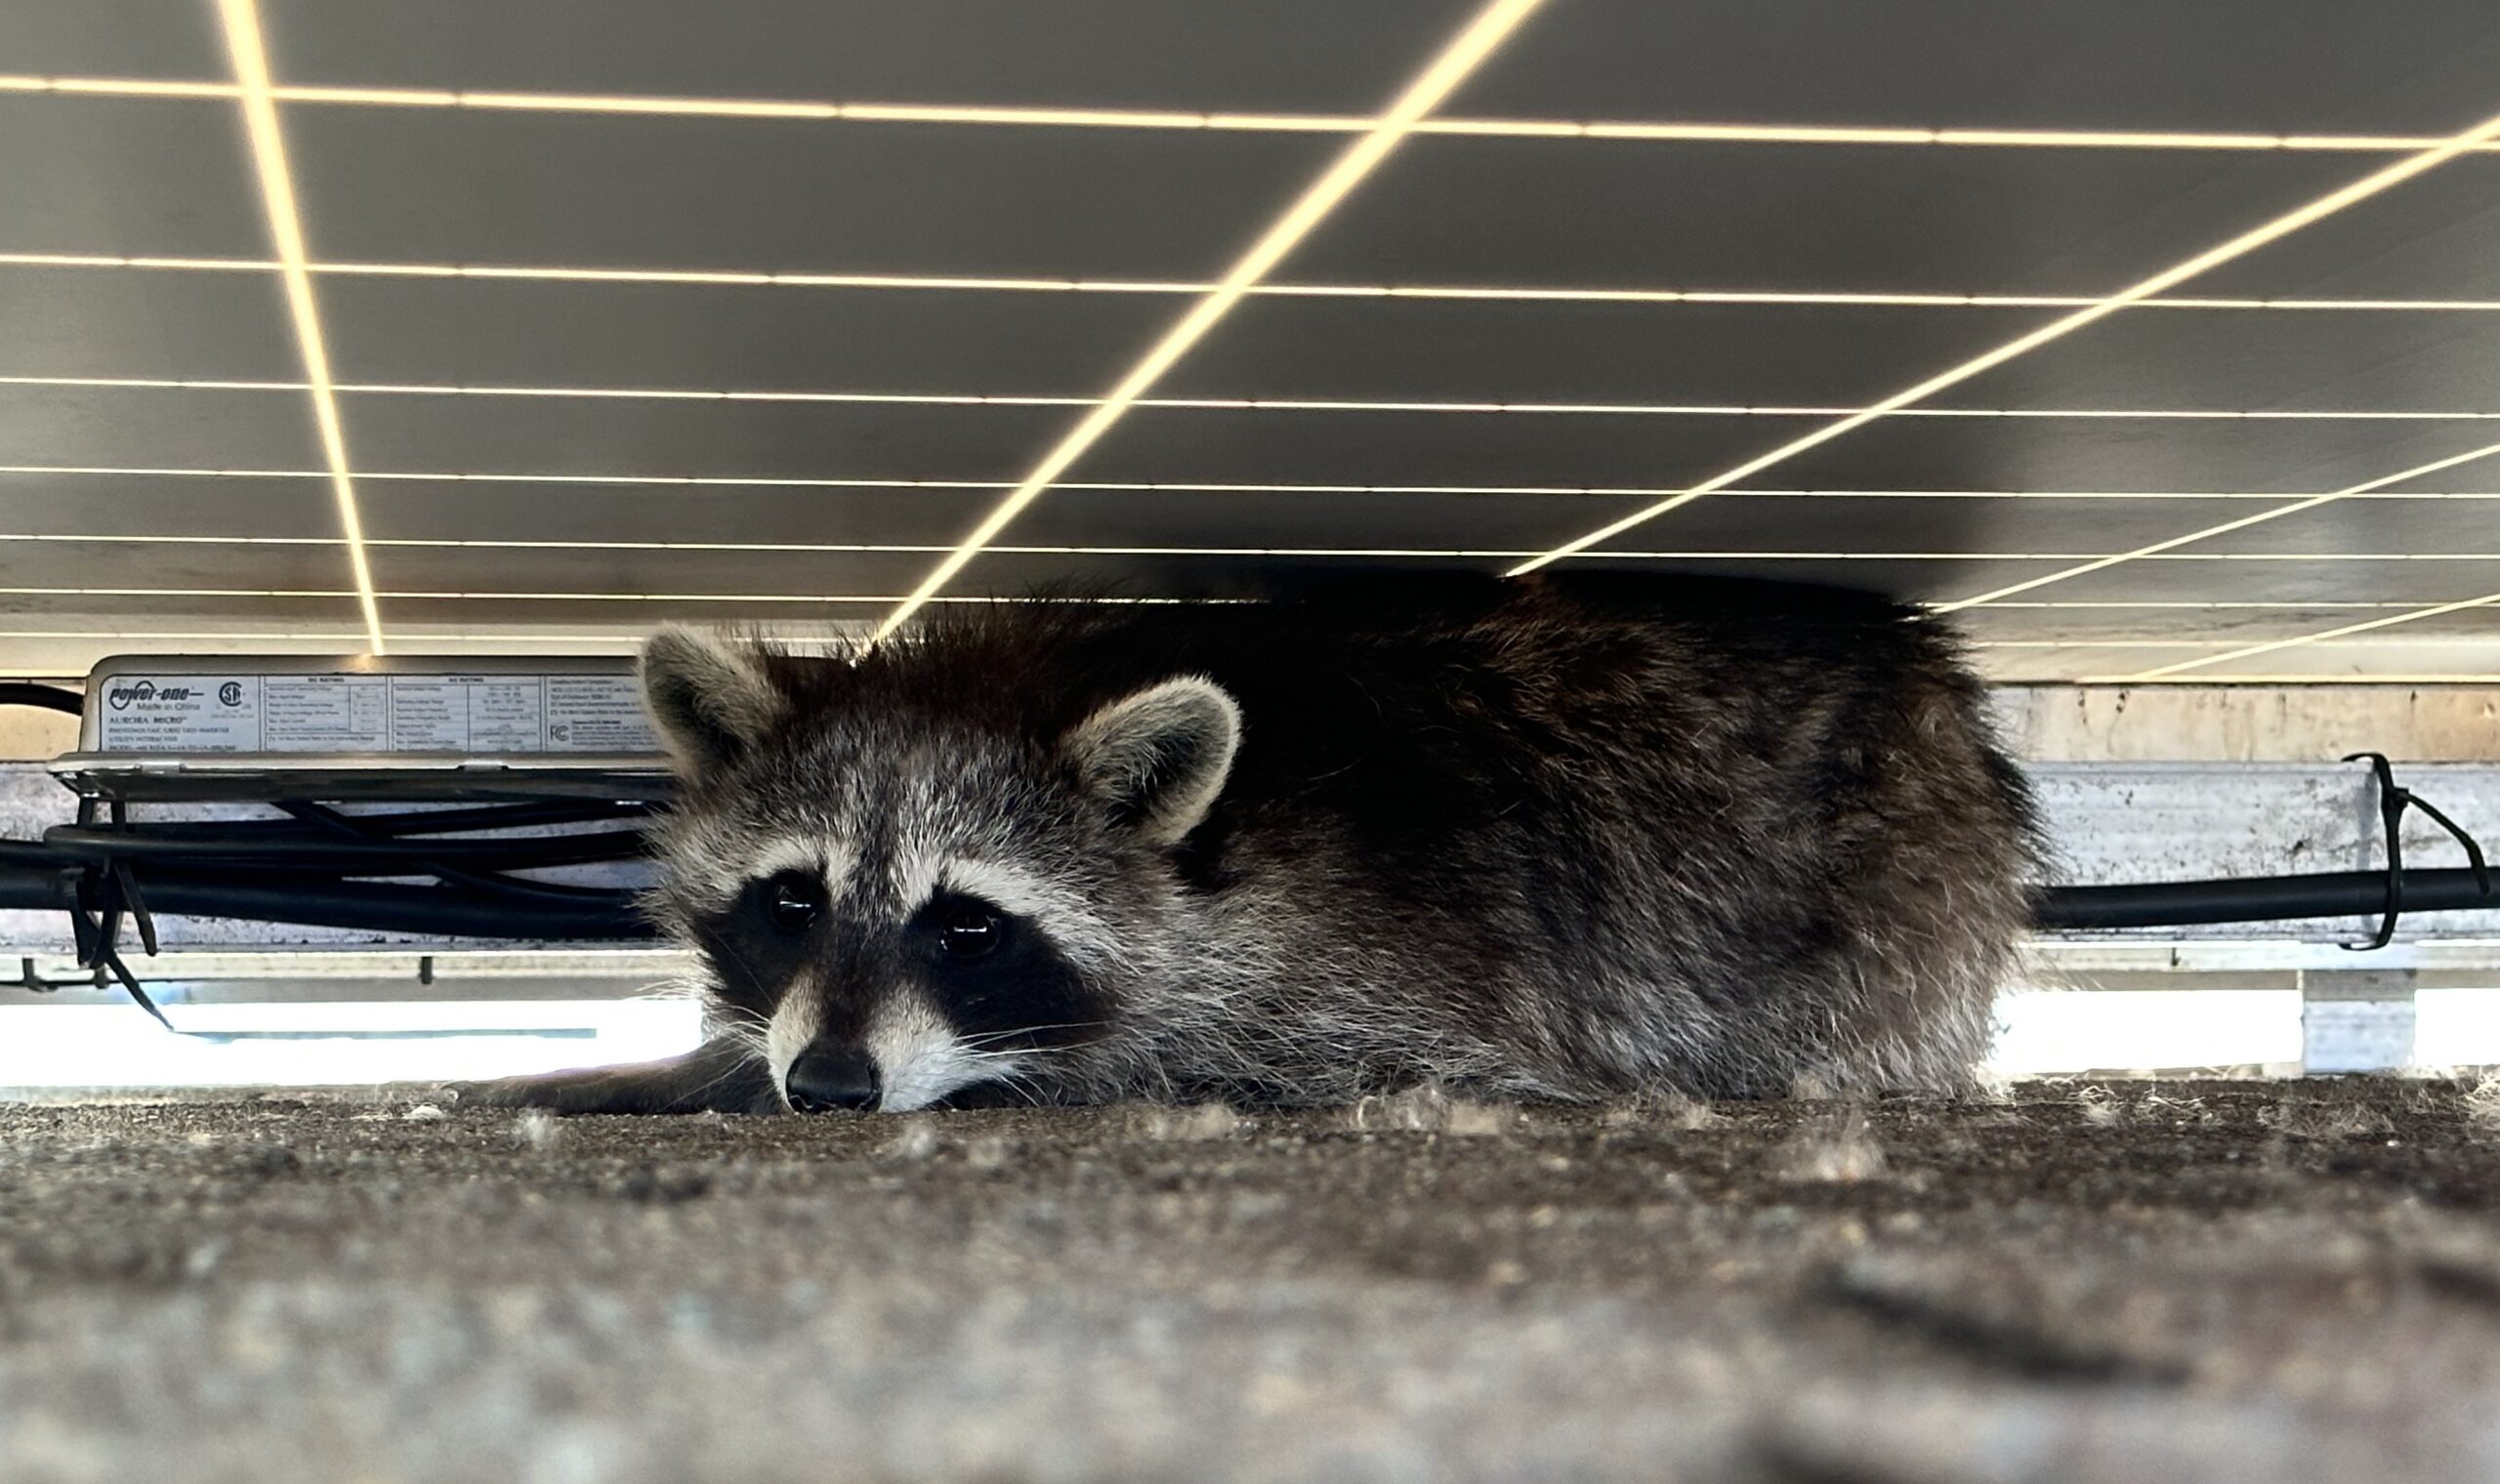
xmin=468 ymin=574 xmax=2040 ymax=1115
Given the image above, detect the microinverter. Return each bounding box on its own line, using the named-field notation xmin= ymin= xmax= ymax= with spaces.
xmin=54 ymin=655 xmax=674 ymax=803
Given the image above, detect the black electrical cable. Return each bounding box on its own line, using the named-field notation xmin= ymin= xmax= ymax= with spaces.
xmin=2036 ymin=868 xmax=2495 ymax=931
xmin=343 ymin=798 xmax=658 ymax=835
xmin=2 ymin=855 xmax=2489 ymax=943
xmin=0 ymin=765 xmax=2491 ymax=953
xmin=0 ymin=682 xmax=81 ymax=715
xmin=99 ymin=798 xmax=656 ymax=840
xmin=0 ymin=862 xmax=651 ymax=939
xmin=269 ymin=800 xmax=640 ymax=904
xmin=37 ymin=823 xmax=649 ymax=868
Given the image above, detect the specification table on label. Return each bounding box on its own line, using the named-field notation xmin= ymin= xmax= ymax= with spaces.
xmin=96 ymin=672 xmax=661 ymax=755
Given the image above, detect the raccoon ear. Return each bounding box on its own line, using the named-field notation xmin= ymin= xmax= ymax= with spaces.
xmin=1062 ymin=676 xmax=1241 ymax=847
xmin=639 ymin=625 xmax=784 ymax=770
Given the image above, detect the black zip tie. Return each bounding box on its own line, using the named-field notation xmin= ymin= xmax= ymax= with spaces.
xmin=112 ymin=858 xmax=160 ymax=957
xmin=90 ymin=869 xmax=123 ymax=969
xmin=77 ymin=798 xmax=122 ymax=967
xmin=98 ymin=948 xmax=175 ymax=1032
xmin=2344 ymin=751 xmax=2496 ymax=952
xmin=61 ymin=866 xmax=99 ymax=965
xmin=58 ymin=797 xmax=171 ymax=1019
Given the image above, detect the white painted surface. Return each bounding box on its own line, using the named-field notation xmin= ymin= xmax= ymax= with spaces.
xmin=1984 ymin=989 xmax=2304 ymax=1076
xmin=2413 ymin=989 xmax=2500 ymax=1068
xmin=0 ymin=980 xmax=2490 ymax=1090
xmin=0 ymin=998 xmax=703 ymax=1089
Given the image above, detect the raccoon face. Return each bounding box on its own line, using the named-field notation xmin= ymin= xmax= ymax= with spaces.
xmin=637 ymin=626 xmax=1240 ymax=1112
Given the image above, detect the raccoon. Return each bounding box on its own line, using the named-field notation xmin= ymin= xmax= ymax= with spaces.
xmin=463 ymin=574 xmax=2038 ymax=1115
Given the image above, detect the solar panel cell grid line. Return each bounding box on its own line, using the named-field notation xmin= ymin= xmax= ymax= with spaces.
xmin=13 ymin=393 xmax=2500 ymax=502
xmin=24 ymin=465 xmax=2500 ymax=501
xmin=41 ymin=531 xmax=2500 ymax=563
xmin=24 ymin=249 xmax=2500 ymax=313
xmin=25 ymin=371 xmax=2500 ymax=424
xmin=8 ymin=581 xmax=2480 ymax=608
xmin=16 ymin=62 xmax=2500 ymax=152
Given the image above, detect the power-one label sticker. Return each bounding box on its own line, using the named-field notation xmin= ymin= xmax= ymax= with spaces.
xmin=95 ymin=673 xmax=658 ymax=755
xmin=96 ymin=676 xmax=260 ymax=751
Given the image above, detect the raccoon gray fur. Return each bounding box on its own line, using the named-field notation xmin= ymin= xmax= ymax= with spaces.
xmin=464 ymin=574 xmax=2038 ymax=1115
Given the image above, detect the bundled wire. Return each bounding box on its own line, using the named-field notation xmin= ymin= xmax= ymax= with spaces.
xmin=0 ymin=796 xmax=663 ymax=1024
xmin=3 ymin=782 xmax=2491 ymax=962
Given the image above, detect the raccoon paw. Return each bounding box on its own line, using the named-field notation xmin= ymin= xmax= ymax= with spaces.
xmin=445 ymin=1040 xmax=779 ymax=1115
xmin=442 ymin=1068 xmax=658 ymax=1114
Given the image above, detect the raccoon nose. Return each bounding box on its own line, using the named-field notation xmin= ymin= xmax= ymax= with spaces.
xmin=784 ymin=1046 xmax=882 ymax=1113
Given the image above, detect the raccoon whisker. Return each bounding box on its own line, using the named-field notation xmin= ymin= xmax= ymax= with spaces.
xmin=690 ymin=933 xmax=787 ymax=1022
xmin=623 ymin=976 xmax=703 ymax=1005
xmin=954 ymin=1039 xmax=1064 ymax=1064
xmin=675 ymin=1053 xmax=769 ymax=1109
xmin=961 ymin=1039 xmax=1102 ymax=1061
xmin=957 ymin=1046 xmax=1085 ymax=1066
xmin=973 ymin=1067 xmax=1049 ymax=1106
xmin=706 ymin=1004 xmax=771 ymax=1046
xmin=957 ymin=1021 xmax=1106 ymax=1048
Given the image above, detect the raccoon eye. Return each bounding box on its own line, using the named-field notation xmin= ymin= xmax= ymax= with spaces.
xmin=937 ymin=901 xmax=1005 ymax=961
xmin=767 ymin=872 xmax=824 ymax=933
